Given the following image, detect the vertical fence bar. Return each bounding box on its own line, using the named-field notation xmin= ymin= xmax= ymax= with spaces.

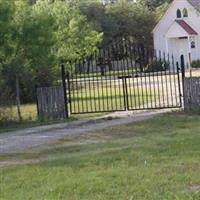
xmin=107 ymin=45 xmax=114 ymax=111
xmin=172 ymin=56 xmax=178 ymax=106
xmin=130 ymin=42 xmax=137 ymax=109
xmin=143 ymin=47 xmax=149 ymax=109
xmin=151 ymin=49 xmax=157 ymax=108
xmin=66 ymin=70 xmax=71 ymax=115
xmin=176 ymin=62 xmax=182 ymax=107
xmin=159 ymin=50 xmax=165 ymax=107
xmin=61 ymin=64 xmax=69 ymax=118
xmin=168 ymin=54 xmax=174 ymax=107
xmin=163 ymin=52 xmax=169 ymax=107
xmin=181 ymin=57 xmax=185 ymax=98
xmin=94 ymin=51 xmax=101 ymax=112
xmin=70 ymin=61 xmax=75 ymax=113
xmin=74 ymin=60 xmax=80 ymax=113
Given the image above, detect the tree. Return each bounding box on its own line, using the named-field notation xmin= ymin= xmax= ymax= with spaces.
xmin=0 ymin=0 xmax=102 ymax=120
xmin=52 ymin=1 xmax=103 ymax=61
xmin=74 ymin=0 xmax=117 ymax=46
xmin=0 ymin=0 xmax=18 ymax=118
xmin=0 ymin=0 xmax=56 ymax=119
xmin=74 ymin=0 xmax=157 ymax=47
xmin=105 ymin=1 xmax=156 ymax=46
xmin=138 ymin=0 xmax=172 ymax=10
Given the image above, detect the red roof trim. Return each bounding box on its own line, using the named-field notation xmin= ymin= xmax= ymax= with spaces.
xmin=175 ymin=20 xmax=198 ymax=35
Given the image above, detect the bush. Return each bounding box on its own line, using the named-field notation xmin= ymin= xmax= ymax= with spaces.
xmin=146 ymin=60 xmax=169 ymax=72
xmin=191 ymin=60 xmax=200 ymax=69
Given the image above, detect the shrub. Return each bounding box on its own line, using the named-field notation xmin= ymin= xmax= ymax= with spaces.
xmin=146 ymin=60 xmax=169 ymax=72
xmin=191 ymin=60 xmax=200 ymax=69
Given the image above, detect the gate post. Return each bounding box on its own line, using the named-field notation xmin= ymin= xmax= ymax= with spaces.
xmin=180 ymin=56 xmax=185 ymax=98
xmin=176 ymin=62 xmax=182 ymax=107
xmin=61 ymin=64 xmax=69 ymax=118
xmin=180 ymin=55 xmax=185 ymax=80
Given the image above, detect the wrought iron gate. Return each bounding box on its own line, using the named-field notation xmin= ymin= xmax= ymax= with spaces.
xmin=62 ymin=39 xmax=184 ymax=115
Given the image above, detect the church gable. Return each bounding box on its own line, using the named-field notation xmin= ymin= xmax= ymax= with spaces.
xmin=187 ymin=0 xmax=200 ymax=11
xmin=152 ymin=0 xmax=199 ymax=35
xmin=153 ymin=0 xmax=200 ymax=69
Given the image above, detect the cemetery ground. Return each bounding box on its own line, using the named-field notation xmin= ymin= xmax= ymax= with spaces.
xmin=0 ymin=112 xmax=200 ymax=200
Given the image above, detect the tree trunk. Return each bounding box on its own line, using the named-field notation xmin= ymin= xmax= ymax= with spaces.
xmin=16 ymin=75 xmax=22 ymax=121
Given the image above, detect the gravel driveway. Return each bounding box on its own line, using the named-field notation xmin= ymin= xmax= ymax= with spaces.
xmin=0 ymin=109 xmax=179 ymax=153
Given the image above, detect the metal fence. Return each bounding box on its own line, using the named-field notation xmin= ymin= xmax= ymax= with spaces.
xmin=62 ymin=39 xmax=184 ymax=115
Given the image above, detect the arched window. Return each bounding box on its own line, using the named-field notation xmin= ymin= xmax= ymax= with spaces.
xmin=183 ymin=8 xmax=188 ymax=17
xmin=177 ymin=9 xmax=182 ymax=18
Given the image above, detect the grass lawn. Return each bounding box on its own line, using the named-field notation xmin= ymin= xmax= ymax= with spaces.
xmin=70 ymin=85 xmax=157 ymax=113
xmin=0 ymin=104 xmax=38 ymax=121
xmin=0 ymin=113 xmax=200 ymax=200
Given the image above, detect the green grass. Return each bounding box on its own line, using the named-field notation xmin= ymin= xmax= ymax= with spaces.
xmin=0 ymin=104 xmax=108 ymax=133
xmin=0 ymin=104 xmax=38 ymax=133
xmin=0 ymin=113 xmax=200 ymax=200
xmin=75 ymin=68 xmax=138 ymax=79
xmin=0 ymin=104 xmax=38 ymax=121
xmin=74 ymin=67 xmax=176 ymax=79
xmin=70 ymin=81 xmax=158 ymax=113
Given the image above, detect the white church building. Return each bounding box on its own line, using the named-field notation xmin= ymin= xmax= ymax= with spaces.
xmin=153 ymin=0 xmax=200 ymax=69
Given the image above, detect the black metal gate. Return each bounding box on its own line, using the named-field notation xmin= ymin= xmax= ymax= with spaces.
xmin=62 ymin=39 xmax=184 ymax=115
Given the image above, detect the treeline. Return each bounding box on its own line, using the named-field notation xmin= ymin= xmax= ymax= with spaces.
xmin=70 ymin=0 xmax=172 ymax=46
xmin=0 ymin=0 xmax=170 ymax=106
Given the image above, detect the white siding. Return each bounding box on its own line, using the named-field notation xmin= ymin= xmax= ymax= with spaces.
xmin=153 ymin=0 xmax=200 ymax=66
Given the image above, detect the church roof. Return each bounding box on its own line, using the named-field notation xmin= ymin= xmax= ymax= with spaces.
xmin=187 ymin=0 xmax=200 ymax=11
xmin=175 ymin=20 xmax=198 ymax=35
xmin=187 ymin=0 xmax=199 ymax=7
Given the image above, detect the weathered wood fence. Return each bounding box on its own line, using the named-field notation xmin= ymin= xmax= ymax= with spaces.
xmin=36 ymin=86 xmax=66 ymax=119
xmin=184 ymin=77 xmax=200 ymax=110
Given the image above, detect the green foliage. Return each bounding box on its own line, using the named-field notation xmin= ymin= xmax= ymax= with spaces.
xmin=0 ymin=0 xmax=56 ymax=102
xmin=1 ymin=114 xmax=200 ymax=199
xmin=106 ymin=2 xmax=156 ymax=46
xmin=76 ymin=0 xmax=157 ymax=47
xmin=146 ymin=60 xmax=169 ymax=72
xmin=35 ymin=0 xmax=102 ymax=62
xmin=0 ymin=0 xmax=102 ymax=103
xmin=191 ymin=60 xmax=200 ymax=69
xmin=138 ymin=0 xmax=172 ymax=10
xmin=76 ymin=0 xmax=117 ymax=46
